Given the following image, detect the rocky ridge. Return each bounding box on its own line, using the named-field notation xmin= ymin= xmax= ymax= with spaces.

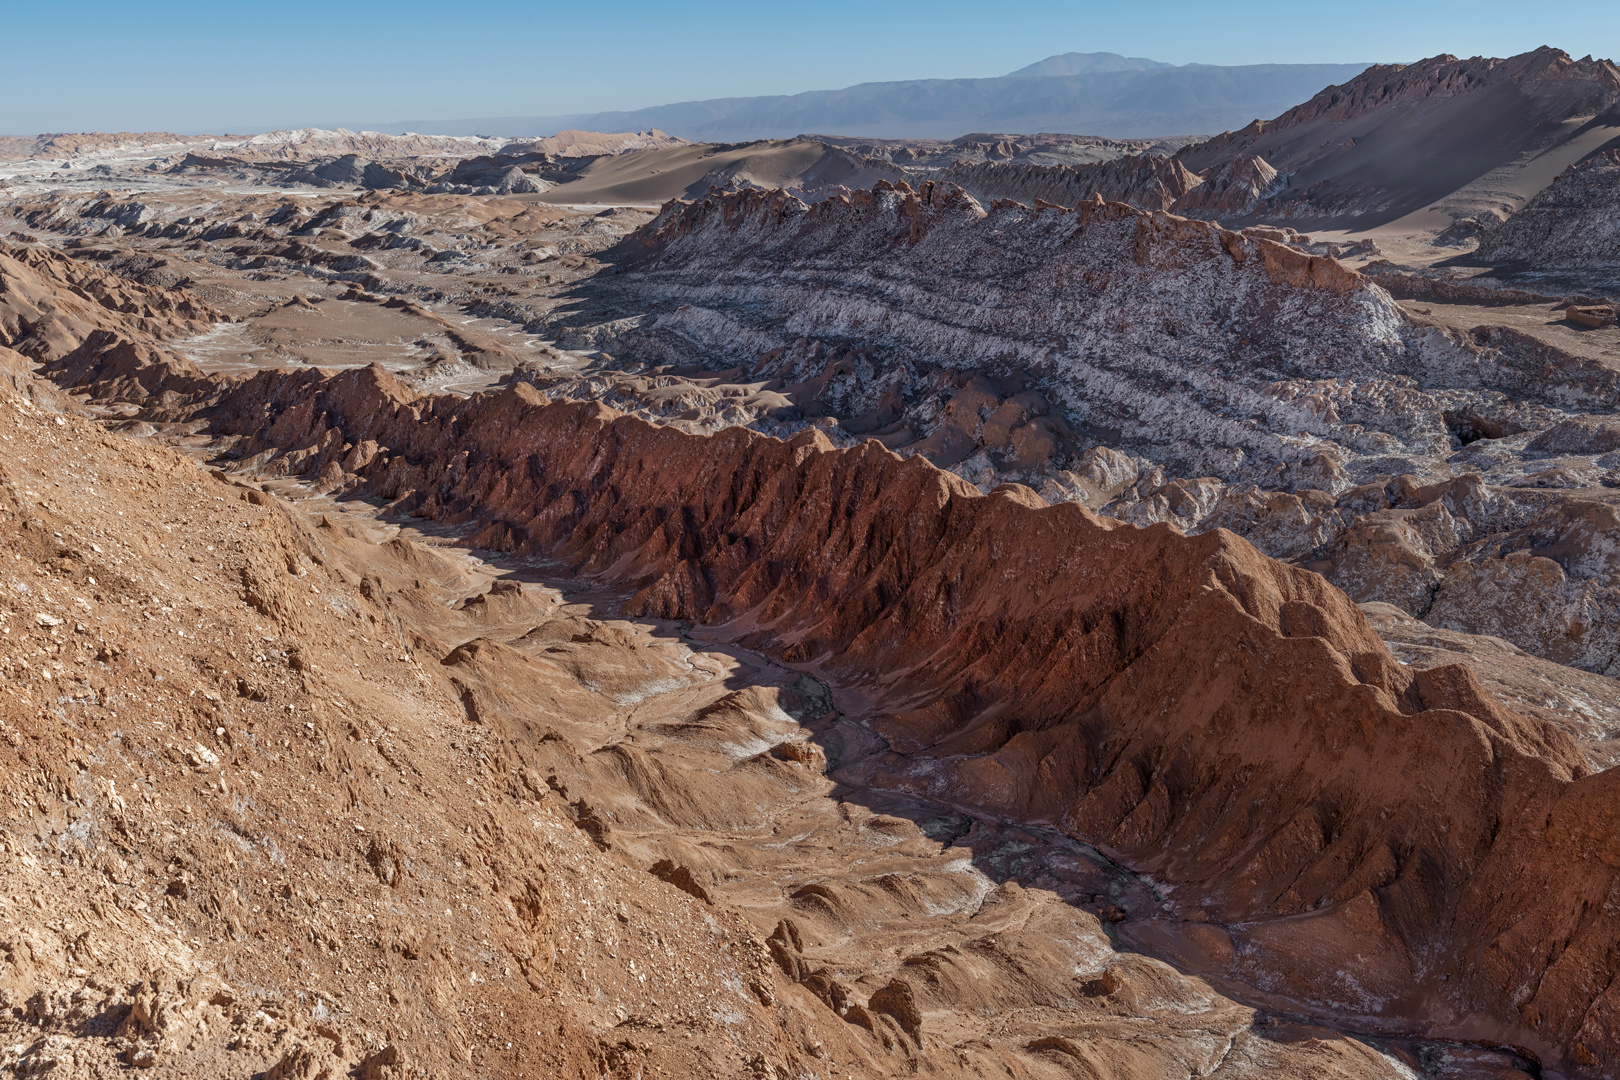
xmin=581 ymin=181 xmax=1560 ymax=482
xmin=925 ymin=155 xmax=1202 ymax=212
xmin=1174 ymin=47 xmax=1620 ymax=226
xmin=12 ymin=180 xmax=1620 ymax=683
xmin=812 ymin=132 xmax=1199 ymax=169
xmin=0 ymin=128 xmax=680 ymax=202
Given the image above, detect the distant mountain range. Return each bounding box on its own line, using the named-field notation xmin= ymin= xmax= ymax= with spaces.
xmin=361 ymin=52 xmax=1370 ymax=142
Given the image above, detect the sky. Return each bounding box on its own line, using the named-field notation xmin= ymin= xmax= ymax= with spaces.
xmin=3 ymin=0 xmax=1618 ymax=134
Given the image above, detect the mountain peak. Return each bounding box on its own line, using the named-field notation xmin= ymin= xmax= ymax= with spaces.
xmin=1006 ymin=52 xmax=1175 ymax=78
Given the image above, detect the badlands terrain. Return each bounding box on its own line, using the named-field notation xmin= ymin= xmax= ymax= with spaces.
xmin=1 ymin=43 xmax=1619 ymax=1080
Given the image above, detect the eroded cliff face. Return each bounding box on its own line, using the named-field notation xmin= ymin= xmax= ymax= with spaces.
xmin=51 ymin=334 xmax=1620 ymax=1074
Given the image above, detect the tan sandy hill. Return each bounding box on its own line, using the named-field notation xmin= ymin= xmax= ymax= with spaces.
xmin=1175 ymin=46 xmax=1620 ymax=229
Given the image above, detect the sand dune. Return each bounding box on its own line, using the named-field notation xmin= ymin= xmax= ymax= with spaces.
xmin=532 ymin=138 xmax=906 ymax=206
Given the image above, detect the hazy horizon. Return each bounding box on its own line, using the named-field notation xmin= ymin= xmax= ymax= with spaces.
xmin=3 ymin=0 xmax=1617 ymax=135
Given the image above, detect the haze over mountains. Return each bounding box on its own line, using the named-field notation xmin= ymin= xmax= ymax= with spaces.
xmin=365 ymin=52 xmax=1369 ymax=141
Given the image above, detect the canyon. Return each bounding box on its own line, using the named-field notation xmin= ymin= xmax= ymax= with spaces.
xmin=2 ymin=42 xmax=1620 ymax=1080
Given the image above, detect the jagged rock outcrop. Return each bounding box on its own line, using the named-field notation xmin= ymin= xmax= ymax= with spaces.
xmin=928 ymin=152 xmax=1296 ymax=219
xmin=1477 ymin=149 xmax=1620 ymax=269
xmin=1171 ymin=154 xmax=1280 ymax=216
xmin=167 ymin=152 xmax=554 ymax=195
xmin=0 ymin=239 xmax=214 ymax=356
xmin=818 ymin=132 xmax=1197 ymax=169
xmin=496 ymin=128 xmax=687 ymax=158
xmin=263 ymin=154 xmax=422 ymax=192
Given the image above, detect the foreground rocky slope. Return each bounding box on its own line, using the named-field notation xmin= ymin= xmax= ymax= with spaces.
xmin=0 ymin=372 xmax=832 ymax=1079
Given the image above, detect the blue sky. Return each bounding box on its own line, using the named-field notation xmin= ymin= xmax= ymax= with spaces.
xmin=4 ymin=0 xmax=1617 ymax=134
